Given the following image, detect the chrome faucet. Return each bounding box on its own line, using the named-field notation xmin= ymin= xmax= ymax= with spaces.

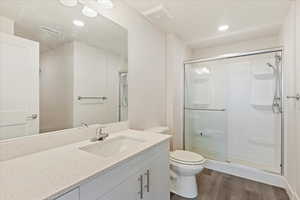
xmin=95 ymin=127 xmax=109 ymax=141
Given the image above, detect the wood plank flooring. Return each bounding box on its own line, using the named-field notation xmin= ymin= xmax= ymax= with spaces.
xmin=171 ymin=169 xmax=289 ymax=200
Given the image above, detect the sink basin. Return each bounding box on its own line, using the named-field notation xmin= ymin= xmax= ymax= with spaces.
xmin=80 ymin=136 xmax=145 ymax=158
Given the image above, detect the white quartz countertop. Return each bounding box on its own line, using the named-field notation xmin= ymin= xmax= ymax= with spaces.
xmin=0 ymin=130 xmax=171 ymax=200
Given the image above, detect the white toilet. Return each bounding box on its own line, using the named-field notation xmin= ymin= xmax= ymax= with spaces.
xmin=145 ymin=127 xmax=206 ymax=199
xmin=169 ymin=150 xmax=206 ymax=198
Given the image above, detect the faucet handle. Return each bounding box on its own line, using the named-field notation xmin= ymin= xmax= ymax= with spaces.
xmin=81 ymin=122 xmax=89 ymax=128
xmin=95 ymin=126 xmax=109 ymax=141
xmin=96 ymin=126 xmax=106 ymax=134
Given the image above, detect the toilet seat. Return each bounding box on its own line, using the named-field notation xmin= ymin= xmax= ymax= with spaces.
xmin=170 ymin=150 xmax=206 ymax=165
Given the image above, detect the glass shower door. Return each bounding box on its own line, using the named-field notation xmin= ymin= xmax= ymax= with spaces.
xmin=184 ymin=51 xmax=282 ymax=174
xmin=119 ymin=72 xmax=128 ymax=121
xmin=184 ymin=60 xmax=228 ymax=162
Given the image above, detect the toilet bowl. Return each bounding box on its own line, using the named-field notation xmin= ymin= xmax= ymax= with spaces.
xmin=170 ymin=150 xmax=206 ymax=198
xmin=145 ymin=127 xmax=206 ymax=199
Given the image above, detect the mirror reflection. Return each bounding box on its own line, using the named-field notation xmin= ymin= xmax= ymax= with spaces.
xmin=0 ymin=0 xmax=128 ymax=140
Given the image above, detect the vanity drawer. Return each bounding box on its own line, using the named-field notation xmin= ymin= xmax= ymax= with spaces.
xmin=55 ymin=188 xmax=79 ymax=200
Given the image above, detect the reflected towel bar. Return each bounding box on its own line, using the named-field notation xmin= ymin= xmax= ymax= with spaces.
xmin=184 ymin=108 xmax=226 ymax=111
xmin=78 ymin=96 xmax=108 ymax=100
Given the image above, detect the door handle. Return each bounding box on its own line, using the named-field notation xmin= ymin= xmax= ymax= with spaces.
xmin=27 ymin=114 xmax=38 ymax=120
xmin=287 ymin=94 xmax=300 ymax=100
xmin=144 ymin=170 xmax=150 ymax=192
xmin=138 ymin=175 xmax=144 ymax=199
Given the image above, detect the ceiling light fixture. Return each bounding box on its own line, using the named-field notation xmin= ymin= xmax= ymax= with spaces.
xmin=59 ymin=0 xmax=78 ymax=7
xmin=82 ymin=6 xmax=98 ymax=18
xmin=218 ymin=25 xmax=229 ymax=32
xmin=196 ymin=67 xmax=211 ymax=75
xmin=97 ymin=0 xmax=114 ymax=9
xmin=73 ymin=20 xmax=85 ymax=27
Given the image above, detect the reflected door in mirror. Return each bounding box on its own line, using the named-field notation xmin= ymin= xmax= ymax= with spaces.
xmin=0 ymin=33 xmax=39 ymax=140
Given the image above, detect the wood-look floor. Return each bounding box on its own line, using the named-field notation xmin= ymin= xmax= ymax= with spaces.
xmin=171 ymin=169 xmax=289 ymax=200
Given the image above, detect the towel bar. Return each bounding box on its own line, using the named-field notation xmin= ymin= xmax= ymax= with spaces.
xmin=78 ymin=96 xmax=108 ymax=100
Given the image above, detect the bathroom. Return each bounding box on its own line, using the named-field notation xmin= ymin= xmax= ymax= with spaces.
xmin=0 ymin=0 xmax=299 ymax=200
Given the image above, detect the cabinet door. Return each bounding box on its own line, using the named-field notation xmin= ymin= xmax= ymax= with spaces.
xmin=97 ymin=170 xmax=143 ymax=200
xmin=144 ymin=152 xmax=170 ymax=200
xmin=55 ymin=188 xmax=79 ymax=200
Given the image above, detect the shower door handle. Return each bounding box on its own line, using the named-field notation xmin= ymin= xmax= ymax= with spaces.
xmin=287 ymin=94 xmax=300 ymax=100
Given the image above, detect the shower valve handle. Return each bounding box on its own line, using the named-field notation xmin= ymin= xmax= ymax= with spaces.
xmin=287 ymin=94 xmax=300 ymax=101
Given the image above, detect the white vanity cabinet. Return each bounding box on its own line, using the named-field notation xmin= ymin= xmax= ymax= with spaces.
xmin=55 ymin=188 xmax=79 ymax=200
xmin=79 ymin=142 xmax=169 ymax=200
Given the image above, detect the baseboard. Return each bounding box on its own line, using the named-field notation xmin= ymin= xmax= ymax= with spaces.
xmin=204 ymin=159 xmax=286 ymax=188
xmin=283 ymin=177 xmax=300 ymax=200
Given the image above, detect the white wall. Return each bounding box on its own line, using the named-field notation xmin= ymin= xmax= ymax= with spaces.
xmin=97 ymin=0 xmax=167 ymax=130
xmin=73 ymin=42 xmax=120 ymax=126
xmin=192 ymin=36 xmax=281 ymax=59
xmin=166 ymin=34 xmax=191 ymax=150
xmin=40 ymin=43 xmax=74 ymax=133
xmin=0 ymin=16 xmax=14 ymax=35
xmin=296 ymin=1 xmax=300 ymax=197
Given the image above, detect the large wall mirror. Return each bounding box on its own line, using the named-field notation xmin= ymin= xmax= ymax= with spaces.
xmin=0 ymin=0 xmax=128 ymax=140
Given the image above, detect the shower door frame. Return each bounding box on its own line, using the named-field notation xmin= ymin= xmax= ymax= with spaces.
xmin=183 ymin=47 xmax=284 ymax=175
xmin=118 ymin=72 xmax=128 ymax=122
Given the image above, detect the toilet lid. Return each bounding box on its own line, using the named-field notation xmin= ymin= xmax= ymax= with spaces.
xmin=170 ymin=150 xmax=205 ymax=164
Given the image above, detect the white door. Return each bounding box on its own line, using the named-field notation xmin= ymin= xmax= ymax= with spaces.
xmin=295 ymin=0 xmax=300 ymax=190
xmin=0 ymin=32 xmax=39 ymax=140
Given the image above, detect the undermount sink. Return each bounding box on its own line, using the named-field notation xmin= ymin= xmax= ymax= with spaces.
xmin=80 ymin=136 xmax=145 ymax=158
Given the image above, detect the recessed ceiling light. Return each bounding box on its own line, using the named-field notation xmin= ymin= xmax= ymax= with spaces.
xmin=218 ymin=25 xmax=229 ymax=32
xmin=73 ymin=20 xmax=85 ymax=27
xmin=196 ymin=67 xmax=211 ymax=75
xmin=59 ymin=0 xmax=78 ymax=7
xmin=82 ymin=6 xmax=98 ymax=18
xmin=97 ymin=0 xmax=114 ymax=9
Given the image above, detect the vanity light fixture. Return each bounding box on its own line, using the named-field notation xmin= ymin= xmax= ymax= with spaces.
xmin=218 ymin=25 xmax=229 ymax=32
xmin=59 ymin=0 xmax=114 ymax=22
xmin=73 ymin=20 xmax=85 ymax=27
xmin=59 ymin=0 xmax=78 ymax=7
xmin=82 ymin=6 xmax=98 ymax=18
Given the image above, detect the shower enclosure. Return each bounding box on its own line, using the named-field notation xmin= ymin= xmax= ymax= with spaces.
xmin=119 ymin=72 xmax=128 ymax=121
xmin=184 ymin=48 xmax=283 ymax=174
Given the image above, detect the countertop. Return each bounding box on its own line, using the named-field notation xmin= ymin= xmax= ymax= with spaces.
xmin=0 ymin=129 xmax=171 ymax=200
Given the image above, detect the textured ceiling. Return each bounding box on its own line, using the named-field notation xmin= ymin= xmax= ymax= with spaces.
xmin=124 ymin=0 xmax=291 ymax=49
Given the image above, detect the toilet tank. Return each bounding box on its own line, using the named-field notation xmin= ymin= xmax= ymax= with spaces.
xmin=145 ymin=127 xmax=172 ymax=150
xmin=145 ymin=127 xmax=170 ymax=135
